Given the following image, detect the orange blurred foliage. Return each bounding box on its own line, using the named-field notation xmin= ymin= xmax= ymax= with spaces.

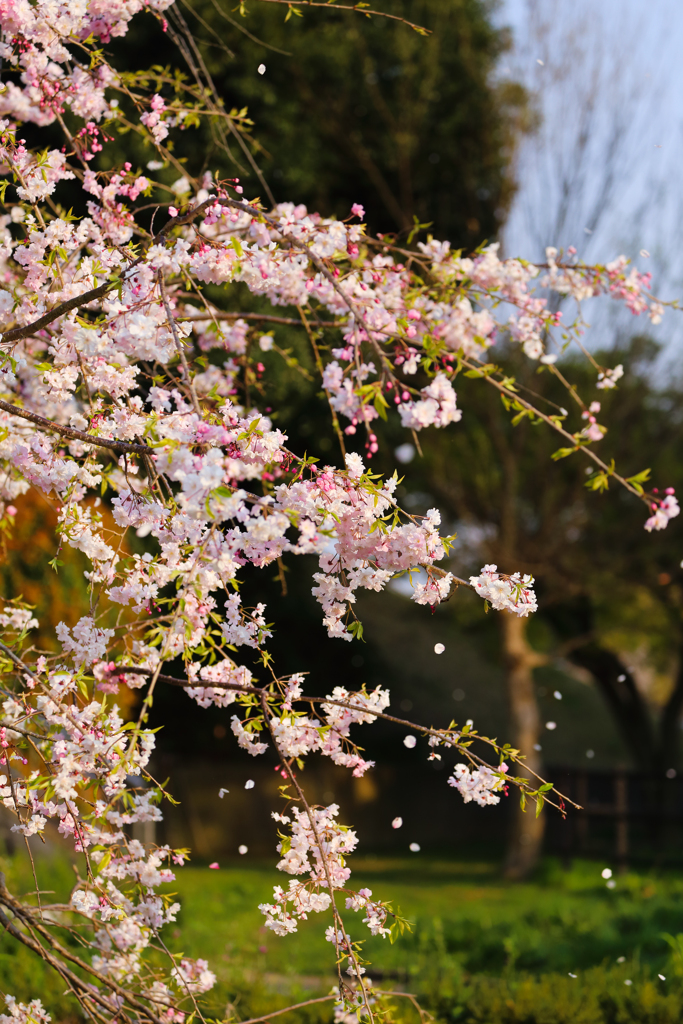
xmin=0 ymin=489 xmax=139 ymax=718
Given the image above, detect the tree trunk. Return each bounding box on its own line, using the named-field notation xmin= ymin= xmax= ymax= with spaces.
xmin=500 ymin=612 xmax=546 ymax=879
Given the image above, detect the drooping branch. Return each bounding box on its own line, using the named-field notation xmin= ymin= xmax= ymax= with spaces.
xmin=104 ymin=665 xmax=579 ymax=811
xmin=251 ymin=0 xmax=430 ymax=34
xmin=0 ymin=875 xmax=167 ymax=1024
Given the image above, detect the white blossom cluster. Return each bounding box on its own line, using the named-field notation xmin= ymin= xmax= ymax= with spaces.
xmin=469 ymin=565 xmax=538 ymax=616
xmin=447 ymin=763 xmax=508 ymax=807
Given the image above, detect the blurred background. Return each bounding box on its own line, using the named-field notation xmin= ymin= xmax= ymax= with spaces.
xmin=7 ymin=1 xmax=683 ymax=1020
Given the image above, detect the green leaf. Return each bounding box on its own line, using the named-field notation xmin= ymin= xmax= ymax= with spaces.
xmin=348 ymin=620 xmax=364 ymax=642
xmin=406 ymin=215 xmax=433 ymax=246
xmin=625 ymin=468 xmax=651 ymax=495
xmin=551 ymin=446 xmax=578 ymax=461
xmin=585 ymin=470 xmax=611 ymax=493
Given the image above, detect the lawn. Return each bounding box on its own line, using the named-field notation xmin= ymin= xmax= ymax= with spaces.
xmin=162 ymin=855 xmax=683 ymax=1022
xmin=165 ymin=855 xmax=683 ymax=978
xmin=5 ymin=854 xmax=683 ymax=1022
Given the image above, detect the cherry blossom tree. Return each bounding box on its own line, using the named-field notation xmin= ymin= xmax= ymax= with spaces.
xmin=0 ymin=1 xmax=677 ymax=1021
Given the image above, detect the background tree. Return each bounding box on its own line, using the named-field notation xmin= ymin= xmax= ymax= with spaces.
xmin=105 ymin=0 xmax=528 ymax=243
xmin=377 ymin=334 xmax=683 ymax=876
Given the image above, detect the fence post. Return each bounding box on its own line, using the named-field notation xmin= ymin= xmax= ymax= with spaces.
xmin=615 ymin=770 xmax=629 ymax=873
xmin=576 ymin=771 xmax=588 ymax=853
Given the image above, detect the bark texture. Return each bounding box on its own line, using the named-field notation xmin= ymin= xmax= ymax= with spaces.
xmin=500 ymin=612 xmax=546 ymax=879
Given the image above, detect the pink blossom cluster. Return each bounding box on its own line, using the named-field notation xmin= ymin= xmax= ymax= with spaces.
xmin=644 ymin=490 xmax=680 ymax=532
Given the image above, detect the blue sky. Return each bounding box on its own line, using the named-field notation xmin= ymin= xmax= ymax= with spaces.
xmin=498 ymin=0 xmax=683 ymax=360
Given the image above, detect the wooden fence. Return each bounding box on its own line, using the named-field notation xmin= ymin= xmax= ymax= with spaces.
xmin=546 ymin=767 xmax=683 ymax=869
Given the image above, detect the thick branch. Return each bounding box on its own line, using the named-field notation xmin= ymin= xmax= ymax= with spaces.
xmin=0 ymin=197 xmax=217 ymax=347
xmin=1 ymin=282 xmax=114 ymax=345
xmin=0 ymin=398 xmax=153 ymax=456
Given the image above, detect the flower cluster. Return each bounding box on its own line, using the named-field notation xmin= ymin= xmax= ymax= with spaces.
xmin=0 ymin=997 xmax=52 ymax=1024
xmin=447 ymin=763 xmax=508 ymax=806
xmin=644 ymin=489 xmax=680 ymax=532
xmin=469 ymin=565 xmax=538 ymax=616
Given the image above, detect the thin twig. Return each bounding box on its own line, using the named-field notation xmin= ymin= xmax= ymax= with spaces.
xmin=297 ymin=304 xmax=346 ymax=459
xmin=157 ymin=271 xmax=201 ymax=414
xmin=184 ymin=311 xmax=341 ymax=327
xmin=252 ymin=0 xmax=430 ymax=34
xmin=236 ymin=991 xmax=424 ymax=1024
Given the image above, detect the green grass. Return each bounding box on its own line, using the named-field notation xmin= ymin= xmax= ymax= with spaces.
xmin=5 ymin=855 xmax=683 ymax=1021
xmin=166 ymin=856 xmax=683 ymax=975
xmin=157 ymin=855 xmax=683 ymax=1021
